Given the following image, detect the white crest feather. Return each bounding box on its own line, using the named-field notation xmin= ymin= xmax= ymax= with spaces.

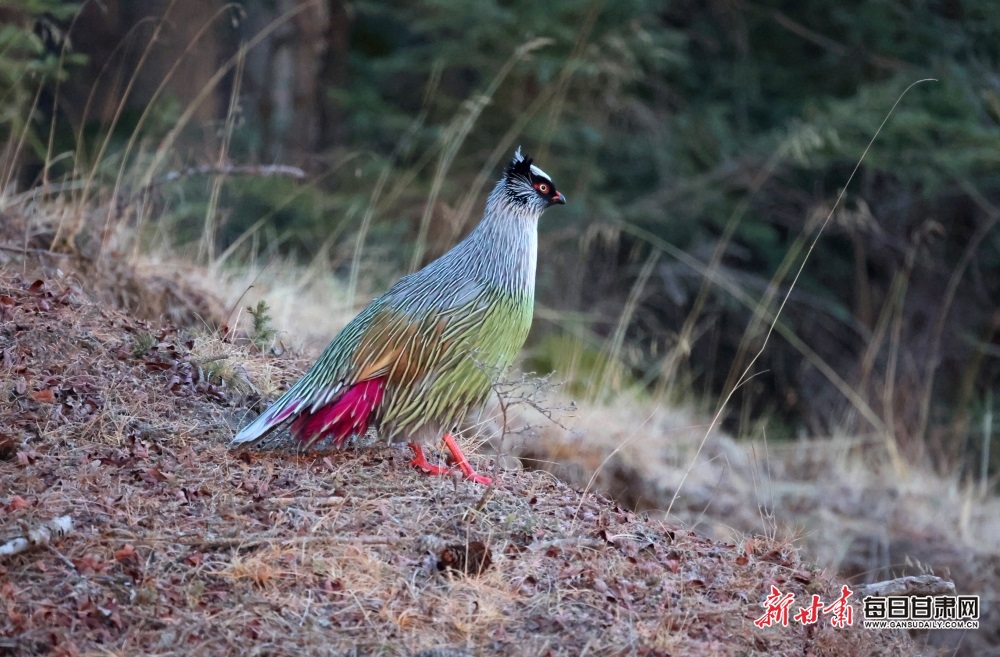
xmin=529 ymin=163 xmax=551 ymax=180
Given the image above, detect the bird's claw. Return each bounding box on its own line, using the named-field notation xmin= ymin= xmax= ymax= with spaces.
xmin=408 ymin=443 xmax=450 ymax=475
xmin=408 ymin=440 xmax=492 ymax=486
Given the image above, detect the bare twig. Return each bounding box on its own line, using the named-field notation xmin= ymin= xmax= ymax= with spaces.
xmin=854 ymin=575 xmax=956 ymax=599
xmin=527 ymin=537 xmax=607 ymax=553
xmin=173 ymin=533 xmax=399 ymax=550
xmin=150 ymin=163 xmax=306 ymax=191
xmin=0 ymin=244 xmax=76 ymax=258
xmin=267 ymin=496 xmax=347 ymax=506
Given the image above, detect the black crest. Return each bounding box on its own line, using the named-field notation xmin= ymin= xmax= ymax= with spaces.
xmin=504 ymin=147 xmax=534 ymax=184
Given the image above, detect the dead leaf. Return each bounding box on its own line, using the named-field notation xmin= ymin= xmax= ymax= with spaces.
xmin=143 ymin=467 xmax=172 ymax=483
xmin=31 ymin=389 xmax=56 ymax=403
xmin=8 ymin=495 xmax=30 ymax=511
xmin=72 ymin=554 xmax=104 ymax=575
xmin=114 ymin=544 xmax=137 ymax=562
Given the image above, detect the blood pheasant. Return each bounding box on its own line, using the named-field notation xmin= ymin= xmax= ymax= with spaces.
xmin=230 ymin=148 xmax=566 ymax=485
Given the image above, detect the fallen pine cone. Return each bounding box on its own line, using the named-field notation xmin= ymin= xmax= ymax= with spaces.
xmin=437 ymin=541 xmax=492 ymax=576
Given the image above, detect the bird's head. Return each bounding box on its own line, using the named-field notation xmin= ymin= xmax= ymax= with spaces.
xmin=503 ymin=147 xmax=567 ymax=211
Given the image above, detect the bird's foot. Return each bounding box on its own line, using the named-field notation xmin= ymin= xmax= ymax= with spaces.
xmin=407 ymin=438 xmax=493 ymax=486
xmin=408 ymin=443 xmax=451 ymax=476
xmin=442 ymin=433 xmax=493 ymax=486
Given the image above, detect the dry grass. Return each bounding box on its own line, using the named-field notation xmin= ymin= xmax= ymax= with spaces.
xmin=510 ymin=396 xmax=999 ymax=656
xmin=210 ymin=255 xmax=360 ymax=355
xmin=0 ymin=235 xmax=919 ymax=655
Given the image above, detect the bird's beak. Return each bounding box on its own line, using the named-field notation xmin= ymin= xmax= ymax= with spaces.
xmin=552 ymin=191 xmax=567 ymax=205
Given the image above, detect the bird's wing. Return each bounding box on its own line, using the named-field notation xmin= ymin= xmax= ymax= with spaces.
xmin=230 ymin=275 xmax=489 ymax=446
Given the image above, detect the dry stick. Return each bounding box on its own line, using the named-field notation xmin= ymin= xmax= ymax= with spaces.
xmin=620 ymin=220 xmax=888 ymax=434
xmin=170 ymin=534 xmax=399 ymax=550
xmin=913 ymin=178 xmax=1000 ymax=446
xmin=676 ymin=150 xmax=784 ymax=393
xmin=665 ymin=79 xmax=937 ymax=519
xmin=0 ymin=81 xmax=44 ymax=196
xmin=763 ymin=7 xmax=908 ymax=72
xmin=266 ymin=496 xmax=347 ymax=506
xmin=46 ymin=545 xmax=79 ymax=572
xmin=123 ymin=8 xmax=245 ymax=263
xmin=346 ymin=66 xmax=443 ymax=308
xmin=199 ymin=48 xmax=247 ymax=263
xmin=854 ymin=574 xmax=955 ymax=599
xmin=215 ymin=160 xmax=348 ymax=272
xmin=468 ymin=382 xmax=506 ymax=514
xmin=527 ymin=537 xmax=607 ymax=553
xmin=470 ymin=369 xmax=572 ymax=512
xmin=0 ymin=244 xmax=76 ymax=258
xmin=157 ymin=164 xmax=306 ymax=187
xmin=87 ymin=5 xmax=182 ymax=256
xmin=601 ymin=249 xmax=660 ymax=399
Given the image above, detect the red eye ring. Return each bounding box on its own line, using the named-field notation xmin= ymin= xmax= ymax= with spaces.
xmin=537 ymin=183 xmax=549 ymax=194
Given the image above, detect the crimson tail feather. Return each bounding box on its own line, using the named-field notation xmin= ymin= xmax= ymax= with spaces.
xmin=230 ymin=378 xmax=384 ymax=447
xmin=290 ymin=378 xmax=384 ymax=447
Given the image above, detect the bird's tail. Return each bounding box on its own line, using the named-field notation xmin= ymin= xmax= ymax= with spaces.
xmin=229 ymin=377 xmax=384 ymax=448
xmin=229 ymin=397 xmax=304 ymax=446
xmin=288 ymin=378 xmax=383 ymax=448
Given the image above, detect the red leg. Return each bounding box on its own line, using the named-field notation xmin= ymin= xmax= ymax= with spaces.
xmin=408 ymin=442 xmax=450 ymax=476
xmin=442 ymin=433 xmax=492 ymax=486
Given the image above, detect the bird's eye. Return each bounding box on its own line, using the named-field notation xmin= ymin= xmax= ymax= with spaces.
xmin=537 ymin=183 xmax=549 ymax=194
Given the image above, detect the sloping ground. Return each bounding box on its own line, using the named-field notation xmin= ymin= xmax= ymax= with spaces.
xmin=0 ymin=266 xmax=919 ymax=656
xmin=515 ymin=400 xmax=1000 ymax=657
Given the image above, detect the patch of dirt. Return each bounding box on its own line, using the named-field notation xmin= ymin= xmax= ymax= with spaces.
xmin=0 ymin=266 xmax=918 ymax=655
